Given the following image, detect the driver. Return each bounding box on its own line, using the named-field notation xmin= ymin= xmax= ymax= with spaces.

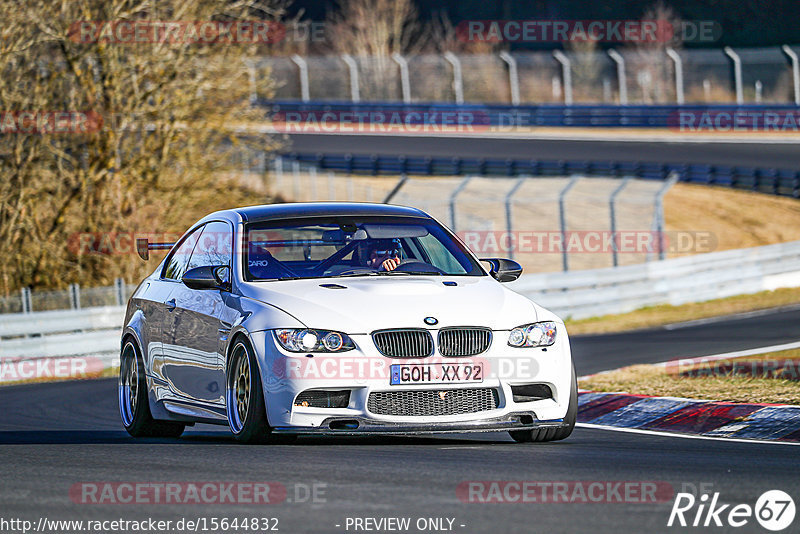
xmin=365 ymin=239 xmax=403 ymax=271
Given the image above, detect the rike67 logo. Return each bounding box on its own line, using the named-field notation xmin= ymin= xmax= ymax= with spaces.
xmin=668 ymin=490 xmax=795 ymax=531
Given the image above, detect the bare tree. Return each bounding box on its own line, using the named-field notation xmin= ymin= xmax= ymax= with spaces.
xmin=627 ymin=1 xmax=684 ymax=103
xmin=0 ymin=0 xmax=284 ymax=293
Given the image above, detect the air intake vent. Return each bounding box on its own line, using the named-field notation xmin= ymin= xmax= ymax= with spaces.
xmin=438 ymin=327 xmax=492 ymax=357
xmin=372 ymin=329 xmax=434 ymax=358
xmin=367 ymin=388 xmax=499 ymax=416
xmin=294 ymin=389 xmax=351 ymax=408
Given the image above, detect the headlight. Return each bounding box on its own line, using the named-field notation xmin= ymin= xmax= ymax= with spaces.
xmin=274 ymin=329 xmax=355 ymax=353
xmin=507 ymin=322 xmax=557 ymax=348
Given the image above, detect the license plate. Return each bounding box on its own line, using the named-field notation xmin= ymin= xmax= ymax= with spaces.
xmin=390 ymin=363 xmax=483 ymax=385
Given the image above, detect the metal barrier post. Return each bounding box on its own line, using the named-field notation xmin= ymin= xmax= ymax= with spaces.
xmin=666 ymin=48 xmax=685 ymax=105
xmin=724 ymin=47 xmax=743 ymax=104
xmin=609 ymin=176 xmax=632 ymax=267
xmin=69 ymin=283 xmax=81 ymax=310
xmin=499 ymin=51 xmax=520 ymax=106
xmin=558 ymin=176 xmax=580 ymax=271
xmin=383 ymin=173 xmax=409 ymax=204
xmin=21 ymin=287 xmax=31 ymax=314
xmin=607 ymin=49 xmax=628 ymax=105
xmin=449 ymin=176 xmax=473 ymax=231
xmin=115 ymin=278 xmax=126 ymax=306
xmin=553 ymin=51 xmax=573 ymax=105
xmin=290 ymin=55 xmax=310 ymax=102
xmin=443 ymin=52 xmax=464 ymax=104
xmin=341 ymin=54 xmax=360 ymax=103
xmin=504 ymin=176 xmax=528 ymax=260
xmin=782 ymin=45 xmax=800 ymax=105
xmin=392 ymin=53 xmax=411 ymax=103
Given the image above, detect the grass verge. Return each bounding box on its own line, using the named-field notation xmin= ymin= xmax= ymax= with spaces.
xmin=579 ymin=349 xmax=800 ymax=405
xmin=0 ymin=366 xmax=118 ymax=387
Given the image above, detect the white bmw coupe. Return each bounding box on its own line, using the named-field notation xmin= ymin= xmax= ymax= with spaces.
xmin=120 ymin=203 xmax=576 ymax=443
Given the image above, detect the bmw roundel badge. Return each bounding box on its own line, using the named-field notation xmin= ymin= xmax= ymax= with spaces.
xmin=424 ymin=317 xmax=438 ymax=325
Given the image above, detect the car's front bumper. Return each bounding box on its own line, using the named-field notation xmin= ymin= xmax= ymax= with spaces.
xmin=249 ymin=328 xmax=573 ymax=434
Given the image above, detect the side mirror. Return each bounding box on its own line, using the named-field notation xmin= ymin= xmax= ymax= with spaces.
xmin=182 ymin=265 xmax=230 ymax=290
xmin=481 ymin=258 xmax=523 ymax=283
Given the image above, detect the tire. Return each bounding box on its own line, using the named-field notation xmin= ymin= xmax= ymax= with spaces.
xmin=226 ymin=339 xmax=275 ymax=443
xmin=119 ymin=340 xmax=185 ymax=438
xmin=509 ymin=362 xmax=577 ymax=443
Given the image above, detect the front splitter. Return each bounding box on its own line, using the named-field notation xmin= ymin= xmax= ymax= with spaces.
xmin=272 ymin=412 xmax=565 ymax=436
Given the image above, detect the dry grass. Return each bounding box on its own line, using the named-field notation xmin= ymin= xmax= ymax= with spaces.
xmin=566 ymin=286 xmax=800 ymax=335
xmin=580 ymin=349 xmax=800 ymax=405
xmin=665 ymin=183 xmax=800 ymax=255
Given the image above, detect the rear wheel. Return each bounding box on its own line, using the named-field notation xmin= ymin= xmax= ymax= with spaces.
xmin=119 ymin=340 xmax=185 ymax=438
xmin=509 ymin=363 xmax=577 ymax=443
xmin=226 ymin=339 xmax=274 ymax=443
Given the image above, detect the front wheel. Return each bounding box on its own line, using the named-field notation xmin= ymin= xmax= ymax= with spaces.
xmin=226 ymin=339 xmax=274 ymax=443
xmin=119 ymin=341 xmax=185 ymax=438
xmin=509 ymin=363 xmax=577 ymax=443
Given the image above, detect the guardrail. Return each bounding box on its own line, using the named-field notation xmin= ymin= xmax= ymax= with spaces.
xmin=3 ymin=240 xmax=800 ymax=373
xmin=267 ymin=99 xmax=800 ymax=129
xmin=511 ymin=239 xmax=800 ymax=320
xmin=0 ymin=306 xmax=123 ymax=383
xmin=280 ymin=152 xmax=800 ymax=199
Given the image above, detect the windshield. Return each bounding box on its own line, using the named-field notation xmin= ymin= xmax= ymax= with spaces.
xmin=244 ymin=216 xmax=484 ymax=281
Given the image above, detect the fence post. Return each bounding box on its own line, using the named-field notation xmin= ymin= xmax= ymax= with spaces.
xmin=290 ymin=54 xmax=310 ymax=102
xmin=69 ymin=283 xmax=81 ymax=310
xmin=782 ymin=45 xmax=800 ymax=105
xmin=499 ymin=51 xmax=520 ymax=106
xmin=383 ymin=173 xmax=409 ymax=204
xmin=558 ymin=176 xmax=580 ymax=271
xmin=607 ymin=49 xmax=628 ymax=105
xmin=649 ymin=172 xmax=680 ymax=262
xmin=115 ymin=278 xmax=126 ymax=306
xmin=443 ymin=52 xmax=464 ymax=104
xmin=244 ymin=59 xmax=258 ymax=105
xmin=392 ymin=53 xmax=411 ymax=103
xmin=552 ymin=51 xmax=573 ymax=105
xmin=724 ymin=47 xmax=743 ymax=104
xmin=21 ymin=287 xmax=31 ymax=314
xmin=274 ymin=156 xmax=284 ymax=191
xmin=309 ymin=166 xmax=318 ymax=200
xmin=449 ymin=176 xmax=473 ymax=231
xmin=504 ymin=176 xmax=528 ymax=260
xmin=292 ymin=160 xmax=301 ymax=200
xmin=665 ymin=48 xmax=685 ymax=105
xmin=609 ymin=176 xmax=632 ymax=267
xmin=327 ymin=172 xmax=336 ymax=200
xmin=341 ymin=54 xmax=360 ymax=103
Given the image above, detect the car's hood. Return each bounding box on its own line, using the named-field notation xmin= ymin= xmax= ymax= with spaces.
xmin=240 ymin=276 xmax=539 ymax=333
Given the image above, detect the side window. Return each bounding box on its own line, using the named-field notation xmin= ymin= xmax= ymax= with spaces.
xmin=162 ymin=225 xmax=204 ymax=281
xmin=186 ymin=221 xmax=233 ymax=271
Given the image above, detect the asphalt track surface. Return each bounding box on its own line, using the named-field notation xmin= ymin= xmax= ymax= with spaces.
xmin=2 ymin=307 xmax=799 ymax=533
xmin=285 ymin=133 xmax=800 ymax=168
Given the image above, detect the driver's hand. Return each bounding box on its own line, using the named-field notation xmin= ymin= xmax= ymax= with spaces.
xmin=381 ymin=258 xmax=400 ymax=271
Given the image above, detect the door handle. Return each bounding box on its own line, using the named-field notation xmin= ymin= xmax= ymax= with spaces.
xmin=165 ymin=298 xmax=176 ymax=311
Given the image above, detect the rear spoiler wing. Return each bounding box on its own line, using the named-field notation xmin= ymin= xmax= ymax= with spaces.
xmin=136 ymin=238 xmax=175 ymax=261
